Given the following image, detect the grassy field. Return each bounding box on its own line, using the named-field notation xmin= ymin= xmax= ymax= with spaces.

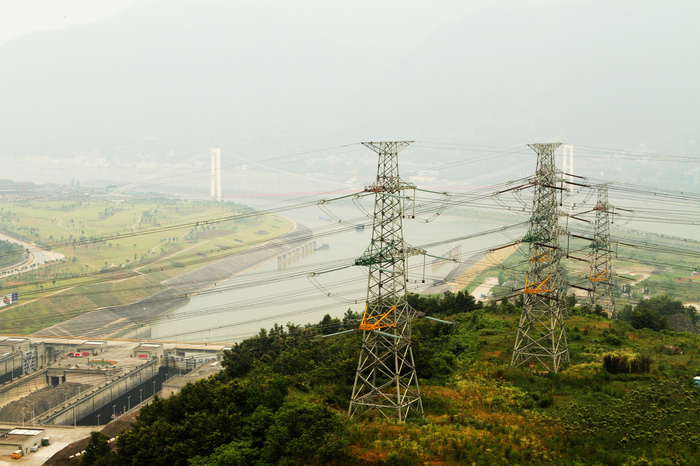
xmin=0 ymin=196 xmax=293 ymax=334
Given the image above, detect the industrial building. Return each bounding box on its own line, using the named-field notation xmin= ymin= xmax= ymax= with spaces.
xmin=0 ymin=427 xmax=46 ymax=456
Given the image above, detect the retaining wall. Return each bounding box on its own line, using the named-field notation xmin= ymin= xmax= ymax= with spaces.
xmin=41 ymin=359 xmax=159 ymax=425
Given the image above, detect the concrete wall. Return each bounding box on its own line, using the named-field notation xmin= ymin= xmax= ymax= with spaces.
xmin=0 ymin=369 xmax=49 ymax=409
xmin=42 ymin=359 xmax=159 ymax=426
xmin=0 ymin=341 xmax=48 ymax=383
xmin=0 ymin=352 xmax=22 ymax=384
xmin=45 ymin=367 xmax=115 ymax=387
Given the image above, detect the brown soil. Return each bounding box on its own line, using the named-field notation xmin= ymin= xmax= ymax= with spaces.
xmin=43 ymin=411 xmax=139 ymax=466
xmin=0 ymin=383 xmax=90 ymax=423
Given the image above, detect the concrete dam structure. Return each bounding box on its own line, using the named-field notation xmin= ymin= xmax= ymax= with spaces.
xmin=0 ymin=337 xmax=225 ymax=427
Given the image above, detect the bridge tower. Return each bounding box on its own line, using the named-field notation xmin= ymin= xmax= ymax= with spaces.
xmin=211 ymin=148 xmax=221 ymax=201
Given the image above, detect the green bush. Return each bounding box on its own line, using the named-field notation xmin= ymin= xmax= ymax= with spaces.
xmin=603 ymin=354 xmax=652 ymax=374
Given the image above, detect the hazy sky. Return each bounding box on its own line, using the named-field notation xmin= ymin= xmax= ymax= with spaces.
xmin=0 ymin=0 xmax=572 ymax=46
xmin=0 ymin=0 xmax=135 ymax=45
xmin=0 ymin=0 xmax=697 ymax=191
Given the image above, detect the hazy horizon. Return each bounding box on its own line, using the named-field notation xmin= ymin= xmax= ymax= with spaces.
xmin=1 ymin=0 xmax=698 ymax=195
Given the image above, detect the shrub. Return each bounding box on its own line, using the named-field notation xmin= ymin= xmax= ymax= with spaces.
xmin=603 ymin=355 xmax=629 ymax=374
xmin=603 ymin=355 xmax=652 ymax=374
xmin=604 ymin=334 xmax=623 ymax=346
xmin=629 ymin=356 xmax=652 ymax=374
xmin=538 ymin=394 xmax=554 ymax=408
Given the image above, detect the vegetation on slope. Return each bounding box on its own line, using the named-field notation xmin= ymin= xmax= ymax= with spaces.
xmin=80 ymin=292 xmax=700 ymax=465
xmin=0 ymin=239 xmax=24 ymax=269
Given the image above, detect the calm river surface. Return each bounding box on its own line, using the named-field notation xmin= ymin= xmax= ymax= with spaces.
xmin=149 ymin=191 xmax=699 ymax=344
xmin=150 ymin=197 xmax=515 ymax=344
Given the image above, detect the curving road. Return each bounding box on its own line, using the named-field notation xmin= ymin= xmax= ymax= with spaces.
xmin=0 ymin=232 xmax=65 ymax=278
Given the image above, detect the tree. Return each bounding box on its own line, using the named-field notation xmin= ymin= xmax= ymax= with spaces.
xmin=342 ymin=309 xmax=359 ymax=327
xmin=636 ymin=295 xmax=684 ymax=318
xmin=630 ymin=307 xmax=667 ymax=331
xmin=262 ymin=401 xmax=351 ymax=465
xmin=627 ymin=295 xmax=696 ymax=331
xmin=189 ymin=439 xmax=259 ymax=466
xmin=81 ymin=431 xmax=114 ymax=466
xmin=320 ymin=313 xmax=341 ymax=335
xmin=618 ymin=304 xmax=634 ymax=322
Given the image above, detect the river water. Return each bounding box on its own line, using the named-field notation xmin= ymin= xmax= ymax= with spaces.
xmin=148 ymin=191 xmax=698 ymax=344
xmin=150 ymin=197 xmax=517 ymax=344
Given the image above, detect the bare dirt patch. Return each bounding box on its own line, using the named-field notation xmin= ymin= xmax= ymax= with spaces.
xmin=0 ymin=383 xmax=90 ymax=423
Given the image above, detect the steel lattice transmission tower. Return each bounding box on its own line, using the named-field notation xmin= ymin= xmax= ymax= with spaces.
xmin=588 ymin=183 xmax=615 ymax=315
xmin=349 ymin=141 xmax=425 ymax=421
xmin=511 ymin=143 xmax=570 ymax=372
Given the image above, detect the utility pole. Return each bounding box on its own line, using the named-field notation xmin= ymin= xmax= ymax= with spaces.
xmin=511 ymin=143 xmax=570 ymax=372
xmin=349 ymin=141 xmax=424 ymax=421
xmin=588 ymin=183 xmax=615 ymax=315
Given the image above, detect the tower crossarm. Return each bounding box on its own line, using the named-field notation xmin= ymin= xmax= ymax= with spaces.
xmin=524 ymin=274 xmax=552 ymax=294
xmin=355 ymin=243 xmax=394 ymax=267
xmin=530 ymin=245 xmax=558 ymax=262
xmin=362 ymin=141 xmax=413 ymax=155
xmin=359 ymin=303 xmax=396 ymax=331
xmin=355 ymin=242 xmax=425 ymax=267
xmin=363 ymin=181 xmax=416 ymax=194
xmin=397 ymin=245 xmax=426 ymax=257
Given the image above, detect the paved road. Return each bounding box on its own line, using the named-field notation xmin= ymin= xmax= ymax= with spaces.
xmin=0 ymin=233 xmax=64 ymax=279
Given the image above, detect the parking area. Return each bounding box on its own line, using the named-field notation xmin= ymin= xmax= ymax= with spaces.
xmin=0 ymin=424 xmax=95 ymax=465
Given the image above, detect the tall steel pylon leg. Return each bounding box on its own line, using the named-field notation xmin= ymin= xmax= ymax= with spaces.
xmin=588 ymin=183 xmax=615 ymax=315
xmin=511 ymin=143 xmax=570 ymax=372
xmin=349 ymin=141 xmax=424 ymax=421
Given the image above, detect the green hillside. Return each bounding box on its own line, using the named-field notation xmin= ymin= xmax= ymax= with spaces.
xmin=0 ymin=240 xmax=23 ymax=269
xmin=0 ymin=196 xmax=293 ymax=334
xmin=83 ymin=293 xmax=700 ymax=465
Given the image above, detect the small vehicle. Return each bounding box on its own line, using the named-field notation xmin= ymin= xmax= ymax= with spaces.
xmin=30 ymin=444 xmax=40 ymax=452
xmin=12 ymin=449 xmax=23 ymax=459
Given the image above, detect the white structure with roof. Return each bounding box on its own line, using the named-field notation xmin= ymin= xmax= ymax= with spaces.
xmin=0 ymin=427 xmax=45 ymax=456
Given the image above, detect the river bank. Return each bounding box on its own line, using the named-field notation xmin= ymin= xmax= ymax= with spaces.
xmin=421 ymin=244 xmax=521 ymax=298
xmin=29 ymin=201 xmax=522 ymax=343
xmin=32 ymin=225 xmax=312 ymax=340
xmin=32 ymin=226 xmax=521 ymax=342
xmin=454 ymin=243 xmax=521 ymax=290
